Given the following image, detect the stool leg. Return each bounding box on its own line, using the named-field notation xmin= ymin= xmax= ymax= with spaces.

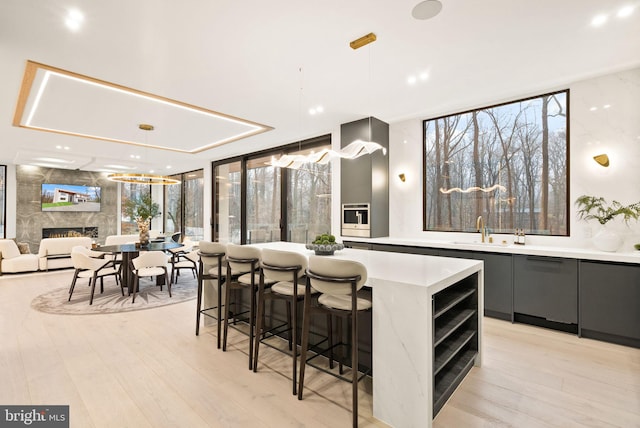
xmin=196 ymin=269 xmax=203 ymax=336
xmin=297 ymin=285 xmax=313 ymax=400
xmin=217 ymin=273 xmax=223 ymax=349
xmin=248 ymin=279 xmax=256 ymax=370
xmin=222 ymin=279 xmax=232 ymax=352
xmin=286 ymin=301 xmax=293 ymax=351
xmin=291 ymin=294 xmax=298 ymax=395
xmin=328 ymin=314 xmax=334 ymax=370
xmin=352 ymin=306 xmax=359 ymax=427
xmin=252 ymin=277 xmax=266 ymax=372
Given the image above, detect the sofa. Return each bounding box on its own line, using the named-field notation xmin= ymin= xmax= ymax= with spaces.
xmin=104 ymin=234 xmax=139 ymax=246
xmin=0 ymin=239 xmax=39 ymax=274
xmin=38 ymin=237 xmax=92 ymax=271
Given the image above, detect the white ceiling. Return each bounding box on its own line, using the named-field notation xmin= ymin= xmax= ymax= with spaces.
xmin=1 ymin=0 xmax=639 ymax=174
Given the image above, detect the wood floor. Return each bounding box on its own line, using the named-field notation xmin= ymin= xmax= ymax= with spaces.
xmin=1 ymin=270 xmax=639 ymax=427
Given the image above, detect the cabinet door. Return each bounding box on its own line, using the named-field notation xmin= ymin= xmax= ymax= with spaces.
xmin=439 ymin=249 xmax=512 ymax=320
xmin=513 ymin=255 xmax=577 ymax=324
xmin=580 ymin=261 xmax=640 ymax=342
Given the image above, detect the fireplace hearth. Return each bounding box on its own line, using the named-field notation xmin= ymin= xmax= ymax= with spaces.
xmin=42 ymin=227 xmax=98 ymax=239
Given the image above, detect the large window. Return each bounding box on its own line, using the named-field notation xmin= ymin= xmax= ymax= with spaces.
xmin=213 ymin=136 xmax=332 ymax=244
xmin=0 ymin=165 xmax=5 ymax=238
xmin=164 ymin=169 xmax=204 ymax=241
xmin=424 ymin=90 xmax=568 ymax=236
xmin=120 ymin=182 xmax=152 ymax=234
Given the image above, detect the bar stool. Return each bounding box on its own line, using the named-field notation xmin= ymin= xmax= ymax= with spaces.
xmin=253 ymin=248 xmax=314 ymax=395
xmin=196 ymin=241 xmax=226 ymax=348
xmin=223 ymin=244 xmax=275 ymax=370
xmin=298 ymin=256 xmax=371 ymax=428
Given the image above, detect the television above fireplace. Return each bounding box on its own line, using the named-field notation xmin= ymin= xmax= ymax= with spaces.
xmin=41 ymin=184 xmax=101 ymax=212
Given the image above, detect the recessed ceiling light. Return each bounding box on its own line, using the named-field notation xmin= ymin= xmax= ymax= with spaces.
xmin=591 ymin=14 xmax=608 ymax=27
xmin=166 ymin=166 xmax=172 ymax=169
xmin=590 ymin=106 xmax=598 ymax=111
xmin=407 ymin=75 xmax=417 ymax=85
xmin=617 ymin=5 xmax=635 ymax=18
xmin=419 ymin=72 xmax=429 ymax=81
xmin=412 ymin=0 xmax=443 ymax=20
xmin=603 ymin=104 xmax=611 ymax=109
xmin=65 ymin=9 xmax=84 ymax=32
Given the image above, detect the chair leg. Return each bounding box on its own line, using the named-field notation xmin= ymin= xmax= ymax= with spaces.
xmin=118 ymin=273 xmax=124 ymax=296
xmin=68 ymin=269 xmax=80 ymax=301
xmin=132 ymin=275 xmax=139 ymax=303
xmin=100 ymin=277 xmax=104 ymax=294
xmin=297 ymin=290 xmax=313 ymax=400
xmin=89 ymin=274 xmax=98 ymax=305
xmin=165 ymin=268 xmax=172 ymax=298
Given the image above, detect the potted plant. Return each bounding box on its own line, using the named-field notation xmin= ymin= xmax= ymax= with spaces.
xmin=123 ymin=193 xmax=160 ymax=245
xmin=305 ymin=233 xmax=344 ymax=256
xmin=575 ymin=195 xmax=640 ymax=251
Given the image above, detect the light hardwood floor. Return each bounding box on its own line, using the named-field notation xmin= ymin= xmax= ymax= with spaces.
xmin=1 ymin=270 xmax=639 ymax=427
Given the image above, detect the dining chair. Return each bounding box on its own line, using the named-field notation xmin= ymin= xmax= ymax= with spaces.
xmin=196 ymin=241 xmax=226 ymax=348
xmin=130 ymin=251 xmax=171 ymax=303
xmin=253 ymin=248 xmax=314 ymax=395
xmin=223 ymin=243 xmax=275 ymax=370
xmin=170 ymin=249 xmax=198 ymax=283
xmin=68 ymin=249 xmax=123 ymax=305
xmin=298 ymin=256 xmax=371 ymax=428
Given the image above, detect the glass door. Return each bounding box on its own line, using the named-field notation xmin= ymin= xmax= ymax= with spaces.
xmin=246 ymin=155 xmax=281 ymax=244
xmin=214 ymin=161 xmax=242 ymax=244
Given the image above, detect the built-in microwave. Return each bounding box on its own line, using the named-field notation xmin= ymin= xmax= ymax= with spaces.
xmin=341 ymin=203 xmax=370 ymax=237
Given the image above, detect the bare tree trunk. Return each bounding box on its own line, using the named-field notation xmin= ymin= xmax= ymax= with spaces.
xmin=472 ymin=112 xmax=482 ymax=218
xmin=540 ymin=97 xmax=549 ymax=230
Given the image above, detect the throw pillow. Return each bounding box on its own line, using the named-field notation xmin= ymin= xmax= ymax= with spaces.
xmin=17 ymin=242 xmax=31 ymax=254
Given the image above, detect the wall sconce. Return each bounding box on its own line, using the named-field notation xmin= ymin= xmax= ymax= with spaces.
xmin=593 ymin=153 xmax=610 ymax=167
xmin=398 ymin=173 xmax=406 ymax=182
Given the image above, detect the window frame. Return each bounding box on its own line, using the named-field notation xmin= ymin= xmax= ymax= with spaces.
xmin=212 ymin=135 xmax=331 ymax=244
xmin=422 ymin=89 xmax=570 ymax=236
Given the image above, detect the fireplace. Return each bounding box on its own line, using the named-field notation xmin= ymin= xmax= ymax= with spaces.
xmin=42 ymin=227 xmax=98 ymax=239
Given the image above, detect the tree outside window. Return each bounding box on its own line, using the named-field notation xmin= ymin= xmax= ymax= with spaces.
xmin=424 ymin=90 xmax=568 ymax=235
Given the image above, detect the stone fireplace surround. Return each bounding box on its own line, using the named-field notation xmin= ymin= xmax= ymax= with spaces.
xmin=16 ymin=166 xmax=118 ymax=253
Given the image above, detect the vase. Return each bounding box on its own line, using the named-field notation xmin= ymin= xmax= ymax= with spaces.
xmin=137 ymin=219 xmax=150 ymax=246
xmin=593 ymin=224 xmax=622 ymax=252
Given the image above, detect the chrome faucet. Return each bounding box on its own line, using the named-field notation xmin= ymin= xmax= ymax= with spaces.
xmin=476 ymin=215 xmax=486 ymax=243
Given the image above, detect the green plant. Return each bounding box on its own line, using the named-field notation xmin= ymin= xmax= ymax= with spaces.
xmin=313 ymin=233 xmax=336 ymax=245
xmin=575 ymin=195 xmax=640 ymax=225
xmin=123 ymin=193 xmax=160 ymax=222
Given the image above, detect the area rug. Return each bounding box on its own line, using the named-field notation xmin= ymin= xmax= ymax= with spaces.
xmin=31 ymin=272 xmax=198 ymax=315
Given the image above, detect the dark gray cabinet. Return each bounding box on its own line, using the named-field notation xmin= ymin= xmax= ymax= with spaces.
xmin=579 ymin=261 xmax=640 ymax=347
xmin=439 ymin=249 xmax=513 ymax=321
xmin=513 ymin=255 xmax=578 ymax=328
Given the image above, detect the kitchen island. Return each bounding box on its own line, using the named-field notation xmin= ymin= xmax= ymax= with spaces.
xmin=255 ymin=242 xmax=484 ymax=427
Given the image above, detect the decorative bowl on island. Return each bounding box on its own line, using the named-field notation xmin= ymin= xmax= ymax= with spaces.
xmin=634 ymin=243 xmax=640 ymax=251
xmin=306 ymin=234 xmax=344 ymax=255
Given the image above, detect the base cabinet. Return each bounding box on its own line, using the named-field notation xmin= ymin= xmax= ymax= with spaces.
xmin=579 ymin=261 xmax=640 ymax=347
xmin=439 ymin=249 xmax=512 ymax=320
xmin=513 ymin=255 xmax=578 ymax=329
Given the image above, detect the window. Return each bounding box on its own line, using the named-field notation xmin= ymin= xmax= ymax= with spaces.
xmin=213 ymin=135 xmax=332 ymax=244
xmin=164 ymin=169 xmax=204 ymax=241
xmin=120 ymin=182 xmax=153 ymax=234
xmin=0 ymin=165 xmax=5 ymax=238
xmin=423 ymin=90 xmax=568 ymax=236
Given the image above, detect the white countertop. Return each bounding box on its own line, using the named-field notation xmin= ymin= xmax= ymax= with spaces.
xmin=341 ymin=236 xmax=640 ymax=264
xmin=254 ymin=241 xmax=483 ymax=293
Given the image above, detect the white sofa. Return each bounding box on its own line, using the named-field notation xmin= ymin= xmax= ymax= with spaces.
xmin=38 ymin=237 xmax=92 ymax=271
xmin=0 ymin=239 xmax=39 ymax=274
xmin=104 ymin=234 xmax=139 ymax=246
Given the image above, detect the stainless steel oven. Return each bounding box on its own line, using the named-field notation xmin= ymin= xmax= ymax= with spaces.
xmin=341 ymin=203 xmax=370 ymax=237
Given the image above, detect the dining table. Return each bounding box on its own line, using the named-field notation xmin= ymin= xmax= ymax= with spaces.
xmin=97 ymin=240 xmax=181 ymax=293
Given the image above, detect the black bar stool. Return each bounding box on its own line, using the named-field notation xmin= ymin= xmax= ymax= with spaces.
xmin=298 ymin=256 xmax=371 ymax=428
xmin=196 ymin=241 xmax=226 ymax=349
xmin=253 ymin=248 xmax=313 ymax=395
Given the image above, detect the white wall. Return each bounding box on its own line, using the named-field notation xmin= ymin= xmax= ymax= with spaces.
xmin=388 ymin=66 xmax=640 ymax=251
